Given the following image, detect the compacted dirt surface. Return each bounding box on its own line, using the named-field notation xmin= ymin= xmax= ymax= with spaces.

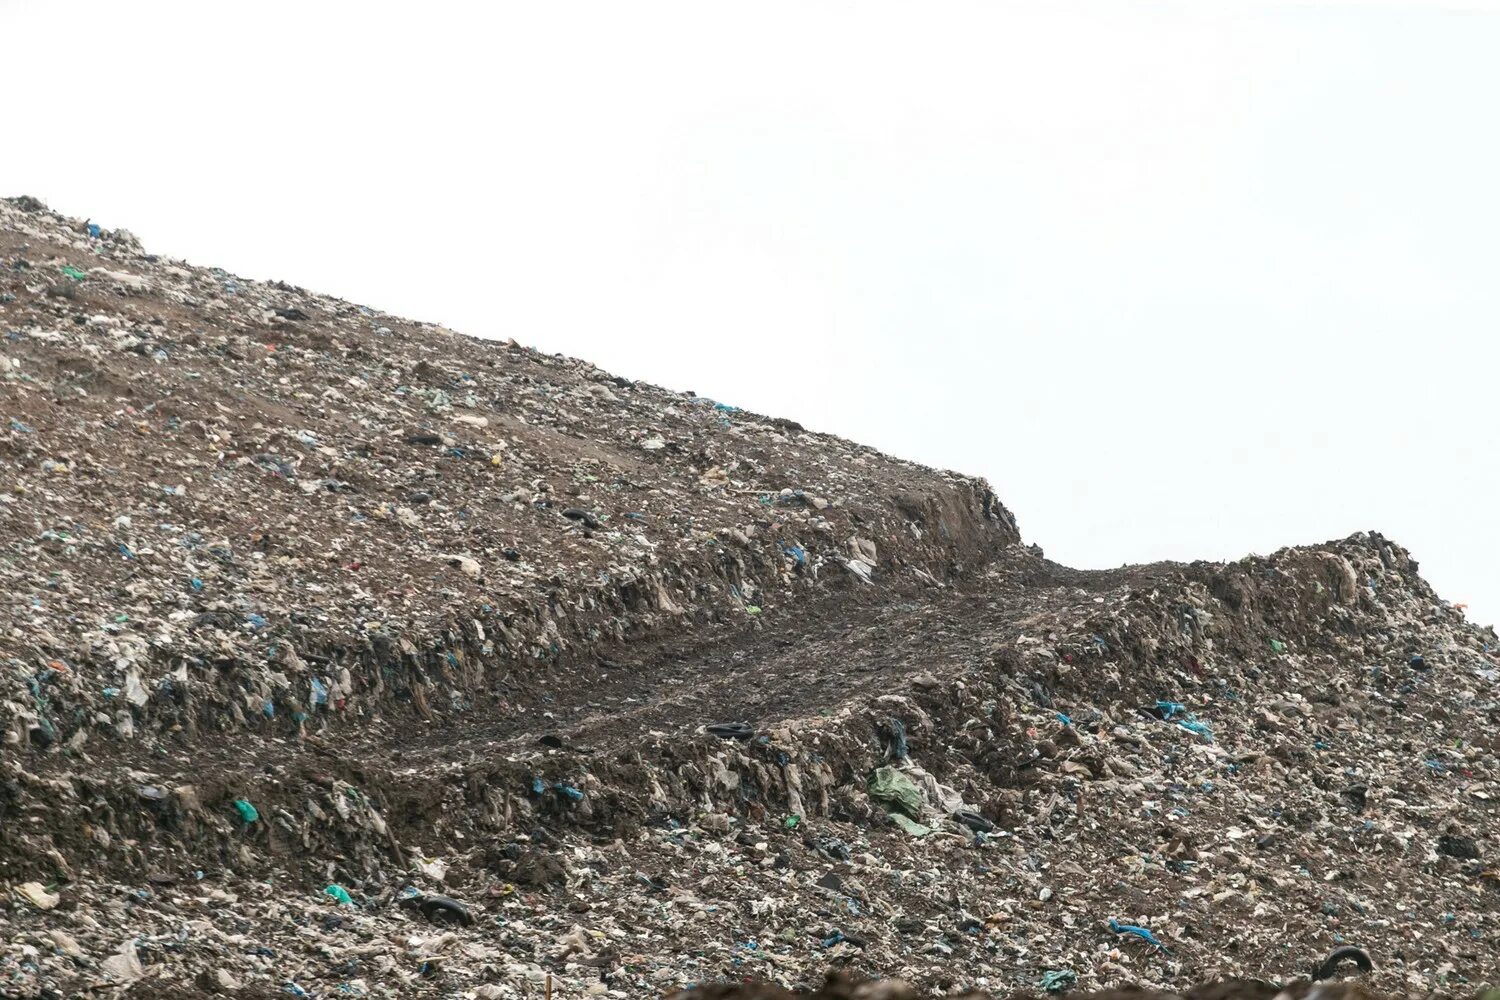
xmin=2 ymin=197 xmax=1499 ymax=999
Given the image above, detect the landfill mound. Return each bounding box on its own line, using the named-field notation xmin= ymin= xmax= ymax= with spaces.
xmin=1 ymin=196 xmax=1497 ymax=1000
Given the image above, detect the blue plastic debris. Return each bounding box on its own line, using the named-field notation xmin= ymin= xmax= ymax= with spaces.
xmin=1155 ymin=700 xmax=1186 ymax=719
xmin=87 ymin=222 xmax=101 ymax=238
xmin=311 ymin=677 xmax=329 ymax=706
xmin=884 ymin=717 xmax=909 ymax=760
xmin=1109 ymin=918 xmax=1168 ymax=952
xmin=555 ymin=783 xmax=584 ymax=801
xmin=1177 ymin=718 xmax=1213 ymax=741
xmin=781 ymin=543 xmax=807 ymax=566
xmin=1055 ymin=712 xmax=1072 ymax=726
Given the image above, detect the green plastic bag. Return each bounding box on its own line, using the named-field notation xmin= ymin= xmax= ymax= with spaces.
xmin=867 ymin=766 xmax=923 ymax=819
xmin=889 ymin=812 xmax=931 ymax=837
xmin=1041 ymin=969 xmax=1078 ymax=993
xmin=324 ymin=884 xmax=353 ymax=905
xmin=232 ymin=798 xmax=259 ymax=823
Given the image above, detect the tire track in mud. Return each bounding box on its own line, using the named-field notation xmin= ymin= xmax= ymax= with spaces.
xmin=400 ymin=560 xmax=1107 ymax=765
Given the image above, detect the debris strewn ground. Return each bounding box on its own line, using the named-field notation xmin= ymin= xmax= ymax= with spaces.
xmin=2 ymin=197 xmax=1497 ymax=998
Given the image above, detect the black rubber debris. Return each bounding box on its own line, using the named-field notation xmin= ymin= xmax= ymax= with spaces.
xmin=707 ymin=722 xmax=754 ymax=740
xmin=1312 ymin=945 xmax=1373 ymax=981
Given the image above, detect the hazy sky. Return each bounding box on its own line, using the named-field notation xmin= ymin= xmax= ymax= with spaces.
xmin=6 ymin=1 xmax=1497 ymax=627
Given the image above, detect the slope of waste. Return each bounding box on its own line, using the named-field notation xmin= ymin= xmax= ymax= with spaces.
xmin=666 ymin=967 xmax=1416 ymax=999
xmin=1 ymin=197 xmax=1498 ymax=1000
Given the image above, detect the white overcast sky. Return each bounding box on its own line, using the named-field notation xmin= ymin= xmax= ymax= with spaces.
xmin=6 ymin=1 xmax=1498 ymax=628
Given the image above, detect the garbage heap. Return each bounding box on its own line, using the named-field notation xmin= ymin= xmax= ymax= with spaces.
xmin=2 ymin=198 xmax=1497 ymax=999
xmin=668 ymin=969 xmax=1468 ymax=999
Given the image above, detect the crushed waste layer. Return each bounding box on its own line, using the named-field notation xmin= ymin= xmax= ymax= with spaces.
xmin=1 ymin=197 xmax=1498 ymax=999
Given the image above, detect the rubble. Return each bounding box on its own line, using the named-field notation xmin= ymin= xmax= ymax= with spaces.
xmin=2 ymin=197 xmax=1498 ymax=998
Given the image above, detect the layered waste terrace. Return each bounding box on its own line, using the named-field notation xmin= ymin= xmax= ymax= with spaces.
xmin=1 ymin=198 xmax=1497 ymax=999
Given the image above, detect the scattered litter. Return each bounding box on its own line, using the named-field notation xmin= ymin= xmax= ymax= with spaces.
xmin=882 ymin=717 xmax=909 ymax=759
xmin=1040 ymin=969 xmax=1078 ymax=993
xmin=1109 ymin=918 xmax=1168 ymax=953
xmin=0 ymin=198 xmax=1495 ymax=999
xmin=867 ymin=766 xmax=924 ymax=820
xmin=708 ymin=722 xmax=755 ymax=741
xmin=16 ymin=882 xmax=59 ymax=910
xmin=1313 ymin=945 xmax=1375 ymax=981
xmin=400 ymin=892 xmax=474 ymax=927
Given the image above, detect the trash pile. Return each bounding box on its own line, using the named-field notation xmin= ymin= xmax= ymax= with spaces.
xmin=2 ymin=198 xmax=1498 ymax=999
xmin=666 ymin=961 xmax=1418 ymax=999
